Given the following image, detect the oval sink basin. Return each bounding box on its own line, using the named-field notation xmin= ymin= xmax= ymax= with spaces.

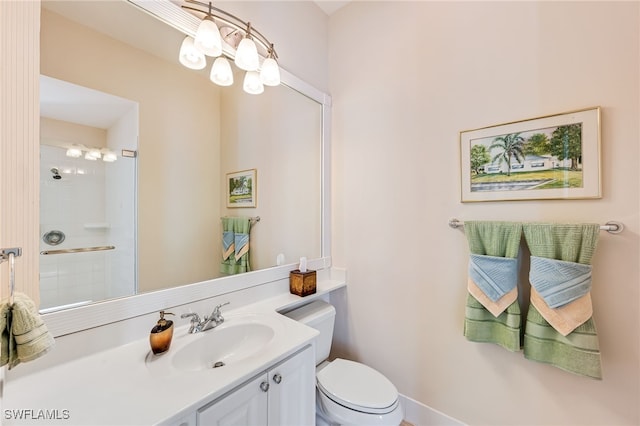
xmin=169 ymin=322 xmax=275 ymax=372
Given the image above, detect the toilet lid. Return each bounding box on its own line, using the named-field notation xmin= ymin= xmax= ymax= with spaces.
xmin=316 ymin=358 xmax=398 ymax=413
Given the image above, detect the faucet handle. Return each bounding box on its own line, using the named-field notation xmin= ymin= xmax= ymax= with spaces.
xmin=181 ymin=312 xmax=202 ymax=333
xmin=211 ymin=302 xmax=230 ymax=321
xmin=181 ymin=312 xmax=201 ymax=324
xmin=214 ymin=302 xmax=230 ymax=312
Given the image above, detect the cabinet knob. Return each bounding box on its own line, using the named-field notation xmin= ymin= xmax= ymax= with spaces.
xmin=260 ymin=381 xmax=270 ymax=392
xmin=273 ymin=373 xmax=282 ymax=384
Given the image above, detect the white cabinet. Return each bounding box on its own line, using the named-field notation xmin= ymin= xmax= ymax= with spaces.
xmin=198 ymin=374 xmax=268 ymax=425
xmin=170 ymin=411 xmax=197 ymax=426
xmin=267 ymin=344 xmax=315 ymax=426
xmin=197 ymin=345 xmax=315 ymax=426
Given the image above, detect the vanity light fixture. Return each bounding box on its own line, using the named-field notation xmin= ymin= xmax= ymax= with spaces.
xmin=194 ymin=13 xmax=222 ymax=57
xmin=178 ymin=36 xmax=206 ymax=70
xmin=210 ymin=56 xmax=234 ymax=86
xmin=66 ymin=146 xmax=83 ymax=158
xmin=260 ymin=44 xmax=281 ymax=87
xmin=179 ymin=0 xmax=281 ymax=94
xmin=88 ymin=148 xmax=102 ymax=160
xmin=102 ymin=150 xmax=118 ymax=162
xmin=243 ymin=71 xmax=264 ymax=95
xmin=234 ymin=23 xmax=259 ymax=72
xmin=65 ymin=145 xmax=118 ymax=162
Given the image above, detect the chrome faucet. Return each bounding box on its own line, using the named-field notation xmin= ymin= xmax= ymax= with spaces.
xmin=180 ymin=312 xmax=202 ymax=334
xmin=181 ymin=302 xmax=230 ymax=334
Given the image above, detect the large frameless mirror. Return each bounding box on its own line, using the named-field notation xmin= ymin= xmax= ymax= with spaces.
xmin=39 ymin=0 xmax=323 ymax=314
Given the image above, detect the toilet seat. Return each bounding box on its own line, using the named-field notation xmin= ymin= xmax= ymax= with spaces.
xmin=316 ymin=358 xmax=399 ymax=414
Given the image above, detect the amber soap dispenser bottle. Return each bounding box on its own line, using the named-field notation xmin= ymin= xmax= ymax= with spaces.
xmin=150 ymin=310 xmax=175 ymax=355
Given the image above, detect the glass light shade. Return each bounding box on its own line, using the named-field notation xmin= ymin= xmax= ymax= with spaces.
xmin=66 ymin=147 xmax=82 ymax=158
xmin=260 ymin=57 xmax=280 ymax=86
xmin=102 ymin=151 xmax=117 ymax=162
xmin=88 ymin=148 xmax=102 ymax=159
xmin=194 ymin=17 xmax=222 ymax=57
xmin=84 ymin=152 xmax=97 ymax=161
xmin=235 ymin=37 xmax=259 ymax=71
xmin=178 ymin=36 xmax=206 ymax=70
xmin=210 ymin=57 xmax=234 ymax=86
xmin=243 ymin=71 xmax=264 ymax=95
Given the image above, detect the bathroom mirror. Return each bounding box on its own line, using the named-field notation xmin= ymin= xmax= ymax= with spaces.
xmin=39 ymin=77 xmax=139 ymax=312
xmin=39 ymin=0 xmax=325 ymax=315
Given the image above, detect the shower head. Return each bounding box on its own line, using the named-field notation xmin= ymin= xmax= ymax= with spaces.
xmin=50 ymin=167 xmax=62 ymax=180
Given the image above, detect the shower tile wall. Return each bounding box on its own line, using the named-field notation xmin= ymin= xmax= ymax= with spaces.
xmin=40 ymin=145 xmax=111 ymax=310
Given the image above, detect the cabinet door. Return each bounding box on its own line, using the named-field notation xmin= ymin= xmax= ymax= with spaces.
xmin=197 ymin=374 xmax=269 ymax=426
xmin=267 ymin=346 xmax=315 ymax=426
xmin=168 ymin=411 xmax=197 ymax=426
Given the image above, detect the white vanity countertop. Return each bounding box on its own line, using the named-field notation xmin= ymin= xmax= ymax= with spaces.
xmin=2 ymin=278 xmax=346 ymax=425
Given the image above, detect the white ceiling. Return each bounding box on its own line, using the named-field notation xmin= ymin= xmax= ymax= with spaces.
xmin=41 ymin=1 xmax=170 ymax=129
xmin=40 ymin=75 xmax=137 ymax=129
xmin=314 ymin=1 xmax=351 ymax=16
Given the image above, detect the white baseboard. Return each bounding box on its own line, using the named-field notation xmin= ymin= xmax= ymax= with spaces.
xmin=400 ymin=394 xmax=465 ymax=426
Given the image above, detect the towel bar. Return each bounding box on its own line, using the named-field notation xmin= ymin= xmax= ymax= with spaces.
xmin=1 ymin=247 xmax=22 ymax=306
xmin=40 ymin=245 xmax=116 ymax=255
xmin=221 ymin=216 xmax=260 ymax=225
xmin=448 ymin=218 xmax=624 ymax=234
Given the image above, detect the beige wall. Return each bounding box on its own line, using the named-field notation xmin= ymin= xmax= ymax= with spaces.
xmin=41 ymin=9 xmax=222 ymax=293
xmin=220 ymin=82 xmax=322 ymax=270
xmin=217 ymin=1 xmax=329 ymax=93
xmin=40 ymin=117 xmax=107 ymax=149
xmin=0 ymin=0 xmax=40 ymax=303
xmin=329 ymin=2 xmax=639 ymax=425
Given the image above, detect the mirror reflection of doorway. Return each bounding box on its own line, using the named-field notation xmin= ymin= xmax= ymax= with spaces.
xmin=39 ymin=75 xmax=138 ymax=313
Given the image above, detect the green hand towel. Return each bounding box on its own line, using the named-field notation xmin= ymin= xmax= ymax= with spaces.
xmin=523 ymin=223 xmax=602 ymax=379
xmin=463 ymin=221 xmax=523 ymax=352
xmin=220 ymin=217 xmax=252 ymax=275
xmin=1 ymin=292 xmax=55 ymax=370
xmin=0 ymin=302 xmax=10 ymax=366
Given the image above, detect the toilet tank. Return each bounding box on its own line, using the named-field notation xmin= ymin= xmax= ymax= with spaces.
xmin=283 ymin=300 xmax=336 ymax=365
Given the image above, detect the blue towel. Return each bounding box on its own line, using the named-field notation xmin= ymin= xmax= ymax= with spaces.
xmin=220 ymin=217 xmax=251 ymax=275
xmin=469 ymin=254 xmax=518 ymax=302
xmin=234 ymin=233 xmax=249 ymax=260
xmin=523 ymin=223 xmax=601 ymax=379
xmin=463 ymin=221 xmax=523 ymax=352
xmin=222 ymin=230 xmax=234 ymax=261
xmin=530 ymin=256 xmax=592 ymax=308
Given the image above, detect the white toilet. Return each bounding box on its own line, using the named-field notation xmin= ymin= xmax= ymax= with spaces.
xmin=284 ymin=300 xmax=404 ymax=426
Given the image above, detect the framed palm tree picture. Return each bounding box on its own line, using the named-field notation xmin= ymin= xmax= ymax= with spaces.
xmin=459 ymin=107 xmax=601 ymax=202
xmin=226 ymin=169 xmax=257 ymax=208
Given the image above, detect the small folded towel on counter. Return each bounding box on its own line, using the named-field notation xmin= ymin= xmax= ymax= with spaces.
xmin=220 ymin=217 xmax=252 ymax=275
xmin=523 ymin=223 xmax=602 ymax=379
xmin=1 ymin=292 xmax=55 ymax=370
xmin=463 ymin=221 xmax=523 ymax=352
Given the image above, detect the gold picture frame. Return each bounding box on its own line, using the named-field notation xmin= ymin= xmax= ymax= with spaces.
xmin=226 ymin=169 xmax=257 ymax=208
xmin=460 ymin=107 xmax=601 ymax=202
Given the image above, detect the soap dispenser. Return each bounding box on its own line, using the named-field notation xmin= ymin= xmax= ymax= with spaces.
xmin=150 ymin=310 xmax=175 ymax=355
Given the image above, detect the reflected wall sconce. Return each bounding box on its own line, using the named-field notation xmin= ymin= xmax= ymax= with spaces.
xmin=65 ymin=144 xmax=117 ymax=162
xmin=179 ymin=0 xmax=281 ymax=94
xmin=66 ymin=146 xmax=83 ymax=158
